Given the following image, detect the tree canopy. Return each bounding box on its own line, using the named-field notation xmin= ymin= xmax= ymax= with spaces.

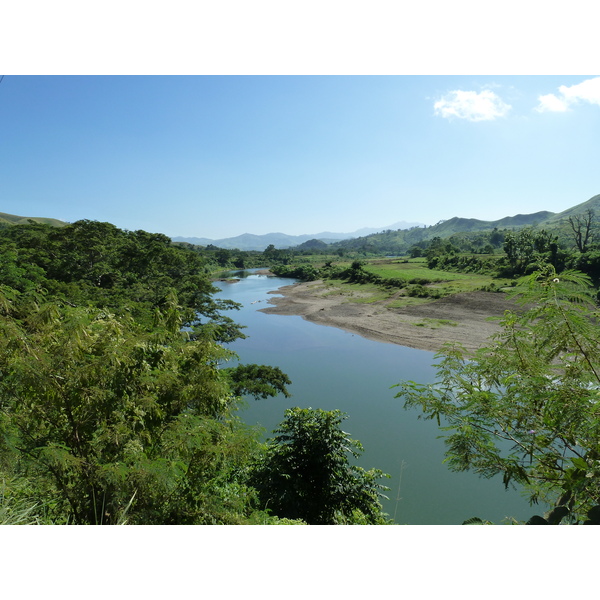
xmin=0 ymin=221 xmax=282 ymax=523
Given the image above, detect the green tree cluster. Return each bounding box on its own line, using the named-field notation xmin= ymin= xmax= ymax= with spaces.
xmin=0 ymin=220 xmax=388 ymax=524
xmin=0 ymin=220 xmax=241 ymax=337
xmin=0 ymin=283 xmax=295 ymax=524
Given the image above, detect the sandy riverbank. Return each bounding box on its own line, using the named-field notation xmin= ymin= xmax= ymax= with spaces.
xmin=259 ymin=279 xmax=518 ymax=353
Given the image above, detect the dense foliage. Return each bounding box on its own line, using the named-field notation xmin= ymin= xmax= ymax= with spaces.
xmin=251 ymin=408 xmax=390 ymax=524
xmin=0 ymin=288 xmax=253 ymax=524
xmin=0 ymin=220 xmax=243 ymax=338
xmin=0 ymin=219 xmax=389 ymax=524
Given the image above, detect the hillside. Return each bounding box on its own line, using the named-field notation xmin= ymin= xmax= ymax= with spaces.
xmin=430 ymin=211 xmax=554 ymax=237
xmin=543 ymin=194 xmax=600 ymax=225
xmin=0 ymin=211 xmax=67 ymax=228
xmin=331 ymin=195 xmax=599 ymax=255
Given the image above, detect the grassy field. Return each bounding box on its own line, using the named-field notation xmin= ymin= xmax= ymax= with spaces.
xmin=362 ymin=258 xmax=512 ymax=289
xmin=363 ymin=257 xmax=485 ymax=280
xmin=313 ymin=257 xmax=514 ymax=309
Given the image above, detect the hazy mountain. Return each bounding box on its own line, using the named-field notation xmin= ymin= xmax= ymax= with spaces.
xmin=7 ymin=194 xmax=600 ymax=252
xmin=171 ymin=221 xmax=425 ymax=251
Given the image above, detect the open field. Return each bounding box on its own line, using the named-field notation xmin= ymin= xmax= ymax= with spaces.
xmin=312 ymin=258 xmax=513 ymax=310
xmin=362 ymin=257 xmax=509 ymax=287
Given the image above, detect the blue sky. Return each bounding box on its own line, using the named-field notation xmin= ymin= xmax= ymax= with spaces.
xmin=2 ymin=75 xmax=599 ymax=239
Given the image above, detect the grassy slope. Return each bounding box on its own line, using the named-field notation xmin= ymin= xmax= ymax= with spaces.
xmin=0 ymin=212 xmax=67 ymax=227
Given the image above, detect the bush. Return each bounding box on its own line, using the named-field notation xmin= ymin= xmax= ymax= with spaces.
xmin=250 ymin=408 xmax=390 ymax=524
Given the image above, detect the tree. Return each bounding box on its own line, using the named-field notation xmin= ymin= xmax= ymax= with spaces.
xmin=568 ymin=209 xmax=595 ymax=253
xmin=395 ymin=266 xmax=600 ymax=522
xmin=489 ymin=228 xmax=504 ymax=248
xmin=502 ymin=228 xmax=558 ymax=275
xmin=0 ymin=219 xmax=247 ymax=342
xmin=0 ymin=287 xmax=289 ymax=524
xmin=225 ymin=364 xmax=291 ymax=400
xmin=250 ymin=408 xmax=390 ymax=524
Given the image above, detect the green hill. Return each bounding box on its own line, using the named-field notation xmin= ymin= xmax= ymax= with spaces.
xmin=332 ymin=195 xmax=599 ymax=255
xmin=0 ymin=211 xmax=67 ymax=228
xmin=431 ymin=211 xmax=554 ymax=237
xmin=543 ymin=194 xmax=600 ymax=225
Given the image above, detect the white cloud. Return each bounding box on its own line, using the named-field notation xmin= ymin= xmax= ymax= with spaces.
xmin=434 ymin=89 xmax=511 ymax=121
xmin=536 ymin=93 xmax=570 ymax=112
xmin=536 ymin=76 xmax=600 ymax=112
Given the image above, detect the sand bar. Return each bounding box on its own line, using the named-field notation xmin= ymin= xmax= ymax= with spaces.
xmin=259 ymin=279 xmax=518 ymax=353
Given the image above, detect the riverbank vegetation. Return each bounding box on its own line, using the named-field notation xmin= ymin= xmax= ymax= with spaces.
xmin=241 ymin=202 xmax=600 ymax=523
xmin=0 ymin=220 xmax=390 ymax=525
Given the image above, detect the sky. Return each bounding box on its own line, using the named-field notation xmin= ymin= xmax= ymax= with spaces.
xmin=1 ymin=74 xmax=599 ymax=240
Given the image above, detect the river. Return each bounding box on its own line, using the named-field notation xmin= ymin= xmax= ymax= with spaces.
xmin=214 ymin=270 xmax=537 ymax=524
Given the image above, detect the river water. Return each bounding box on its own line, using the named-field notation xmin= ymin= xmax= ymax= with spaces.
xmin=214 ymin=270 xmax=536 ymax=524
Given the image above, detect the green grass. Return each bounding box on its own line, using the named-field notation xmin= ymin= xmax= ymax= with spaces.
xmin=361 ymin=258 xmax=512 ymax=293
xmin=272 ymin=255 xmax=514 ymax=310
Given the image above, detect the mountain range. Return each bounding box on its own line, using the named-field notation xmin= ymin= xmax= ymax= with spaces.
xmin=328 ymin=194 xmax=600 ymax=255
xmin=171 ymin=221 xmax=425 ymax=251
xmin=409 ymin=193 xmax=600 ymax=240
xmin=3 ymin=193 xmax=600 ymax=251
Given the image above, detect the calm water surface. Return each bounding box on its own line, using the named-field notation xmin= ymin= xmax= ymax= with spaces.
xmin=215 ymin=271 xmax=536 ymax=524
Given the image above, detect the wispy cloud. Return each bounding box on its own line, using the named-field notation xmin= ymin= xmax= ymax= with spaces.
xmin=536 ymin=76 xmax=600 ymax=112
xmin=434 ymin=89 xmax=511 ymax=122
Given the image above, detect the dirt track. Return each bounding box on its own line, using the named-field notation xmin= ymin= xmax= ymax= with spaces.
xmin=259 ymin=280 xmax=519 ymax=353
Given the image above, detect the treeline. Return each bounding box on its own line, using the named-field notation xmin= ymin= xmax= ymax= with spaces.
xmin=0 ymin=220 xmax=390 ymax=525
xmin=271 ymin=261 xmax=446 ymax=299
xmin=176 ymin=240 xmax=342 ymax=273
